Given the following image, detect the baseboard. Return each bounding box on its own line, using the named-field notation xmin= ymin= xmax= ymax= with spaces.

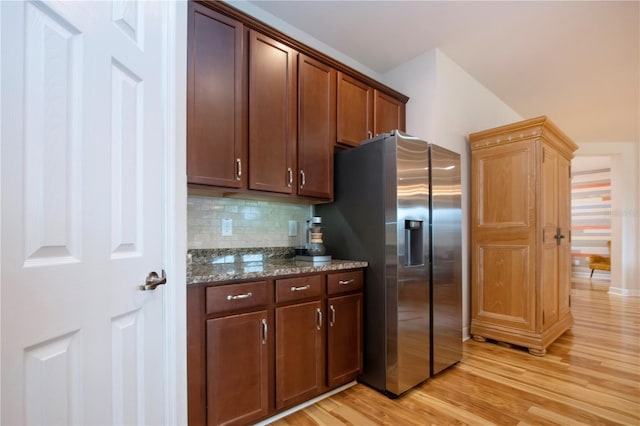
xmin=608 ymin=286 xmax=640 ymax=297
xmin=572 ymin=272 xmax=611 ymax=280
xmin=254 ymin=381 xmax=357 ymax=426
xmin=463 ymin=325 xmax=470 ymax=341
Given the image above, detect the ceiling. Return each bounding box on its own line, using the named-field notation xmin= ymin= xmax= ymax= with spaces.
xmin=248 ymin=1 xmax=639 ymax=144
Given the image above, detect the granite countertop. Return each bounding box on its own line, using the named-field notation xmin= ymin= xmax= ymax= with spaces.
xmin=187 ymin=247 xmax=367 ymax=285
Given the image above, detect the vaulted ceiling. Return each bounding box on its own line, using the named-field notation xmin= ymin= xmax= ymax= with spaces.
xmin=248 ymin=1 xmax=639 ymax=144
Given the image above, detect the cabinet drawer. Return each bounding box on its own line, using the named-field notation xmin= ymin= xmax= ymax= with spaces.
xmin=206 ymin=281 xmax=267 ymax=315
xmin=327 ymin=270 xmax=363 ymax=295
xmin=275 ymin=275 xmax=322 ymax=303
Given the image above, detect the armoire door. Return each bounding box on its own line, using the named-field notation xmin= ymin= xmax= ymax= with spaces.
xmin=471 ymin=140 xmax=537 ymax=333
xmin=557 ymin=154 xmax=572 ymax=319
xmin=541 ymin=145 xmax=560 ymax=330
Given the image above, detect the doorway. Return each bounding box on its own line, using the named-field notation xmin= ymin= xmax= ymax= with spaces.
xmin=570 ymin=156 xmax=612 ymax=282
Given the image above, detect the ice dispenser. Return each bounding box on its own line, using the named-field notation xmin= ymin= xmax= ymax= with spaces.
xmin=404 ymin=219 xmax=424 ymax=266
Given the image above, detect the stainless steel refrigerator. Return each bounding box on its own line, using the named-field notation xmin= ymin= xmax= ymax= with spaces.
xmin=316 ymin=130 xmax=462 ymax=397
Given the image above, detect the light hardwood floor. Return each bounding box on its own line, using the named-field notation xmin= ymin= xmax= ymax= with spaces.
xmin=271 ymin=281 xmax=640 ymax=425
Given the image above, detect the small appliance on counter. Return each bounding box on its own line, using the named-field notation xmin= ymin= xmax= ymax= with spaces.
xmin=295 ymin=216 xmax=332 ymax=262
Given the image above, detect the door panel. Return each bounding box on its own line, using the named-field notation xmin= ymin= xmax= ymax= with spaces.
xmin=558 ymin=155 xmax=572 ymax=317
xmin=275 ymin=301 xmax=323 ymax=409
xmin=298 ymin=54 xmax=335 ymax=199
xmin=207 ymin=311 xmax=269 ymax=426
xmin=373 ymin=90 xmax=405 ymax=136
xmin=327 ymin=294 xmax=362 ymax=388
xmin=249 ymin=30 xmax=297 ymax=193
xmin=187 ymin=4 xmax=245 ymax=188
xmin=336 ymin=72 xmax=372 ymax=147
xmin=471 ymin=141 xmax=536 ymax=332
xmin=541 ymin=146 xmax=560 ymax=330
xmin=1 ymin=1 xmax=167 ymax=424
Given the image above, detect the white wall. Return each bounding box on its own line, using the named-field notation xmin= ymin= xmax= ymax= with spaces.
xmin=384 ymin=49 xmax=522 ymax=339
xmin=574 ymin=142 xmax=640 ymax=296
xmin=226 ymin=0 xmax=382 ymax=82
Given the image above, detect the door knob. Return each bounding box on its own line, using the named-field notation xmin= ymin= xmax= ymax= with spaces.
xmin=139 ymin=270 xmax=167 ymax=291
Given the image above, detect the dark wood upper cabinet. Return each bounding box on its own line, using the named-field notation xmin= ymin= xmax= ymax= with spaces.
xmin=374 ymin=90 xmax=406 ymax=136
xmin=248 ymin=30 xmax=297 ymax=194
xmin=187 ymin=3 xmax=246 ymax=188
xmin=187 ymin=1 xmax=408 ymax=200
xmin=298 ymin=54 xmax=336 ymax=199
xmin=336 ymin=72 xmax=373 ymax=147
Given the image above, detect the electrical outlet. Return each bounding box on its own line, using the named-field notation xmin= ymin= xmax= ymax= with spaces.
xmin=221 ymin=218 xmax=232 ymax=236
xmin=288 ymin=220 xmax=297 ymax=237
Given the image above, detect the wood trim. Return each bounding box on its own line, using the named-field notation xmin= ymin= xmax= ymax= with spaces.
xmin=469 ymin=116 xmax=578 ymax=159
xmin=194 ymin=0 xmax=409 ymax=104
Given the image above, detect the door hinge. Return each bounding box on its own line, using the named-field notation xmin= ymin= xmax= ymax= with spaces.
xmin=542 ymin=310 xmax=545 ymax=325
xmin=569 ymin=295 xmax=572 ymax=307
xmin=542 ymin=228 xmax=545 ymax=243
xmin=542 ymin=148 xmax=546 ymax=163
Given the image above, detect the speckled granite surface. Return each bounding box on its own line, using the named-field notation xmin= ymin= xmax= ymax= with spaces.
xmin=187 ymin=247 xmax=367 ymax=285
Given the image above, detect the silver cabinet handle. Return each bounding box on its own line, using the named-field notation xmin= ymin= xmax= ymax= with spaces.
xmin=290 ymin=284 xmax=310 ymax=292
xmin=261 ymin=319 xmax=268 ymax=345
xmin=139 ymin=270 xmax=167 ymax=291
xmin=329 ymin=305 xmax=336 ymax=327
xmin=287 ymin=167 xmax=293 ymax=187
xmin=316 ymin=308 xmax=322 ymax=330
xmin=338 ymin=279 xmax=355 ymax=286
xmin=300 ymin=170 xmax=306 ymax=188
xmin=236 ymin=158 xmax=242 ymax=180
xmin=367 ymin=131 xmax=372 ymax=139
xmin=226 ymin=292 xmax=252 ymax=301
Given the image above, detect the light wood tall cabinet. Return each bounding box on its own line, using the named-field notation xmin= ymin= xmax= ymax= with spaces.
xmin=469 ymin=116 xmax=578 ymax=356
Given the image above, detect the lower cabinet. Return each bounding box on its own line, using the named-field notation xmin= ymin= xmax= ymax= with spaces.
xmin=207 ymin=311 xmax=269 ymax=426
xmin=327 ymin=293 xmax=363 ymax=388
xmin=187 ymin=269 xmax=363 ymax=425
xmin=275 ymin=300 xmax=323 ymax=409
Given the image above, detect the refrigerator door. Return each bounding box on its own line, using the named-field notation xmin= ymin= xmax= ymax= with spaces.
xmin=386 ymin=132 xmax=431 ymax=395
xmin=430 ymin=145 xmax=463 ymax=375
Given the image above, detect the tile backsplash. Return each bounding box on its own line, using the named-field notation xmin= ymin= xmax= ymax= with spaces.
xmin=187 ymin=196 xmax=312 ymax=249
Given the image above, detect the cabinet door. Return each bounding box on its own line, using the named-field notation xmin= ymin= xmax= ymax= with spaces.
xmin=207 ymin=311 xmax=269 ymax=426
xmin=327 ymin=293 xmax=363 ymax=388
xmin=540 ymin=146 xmax=560 ymax=331
xmin=373 ymin=90 xmax=406 ymax=136
xmin=187 ymin=4 xmax=245 ymax=188
xmin=470 ymin=141 xmax=537 ymax=333
xmin=249 ymin=30 xmax=297 ymax=193
xmin=276 ymin=301 xmax=323 ymax=409
xmin=298 ymin=54 xmax=335 ymax=199
xmin=337 ymin=72 xmax=372 ymax=147
xmin=557 ymin=155 xmax=572 ymax=319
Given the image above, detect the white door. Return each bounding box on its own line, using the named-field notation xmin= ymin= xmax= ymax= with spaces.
xmin=1 ymin=1 xmax=175 ymax=424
